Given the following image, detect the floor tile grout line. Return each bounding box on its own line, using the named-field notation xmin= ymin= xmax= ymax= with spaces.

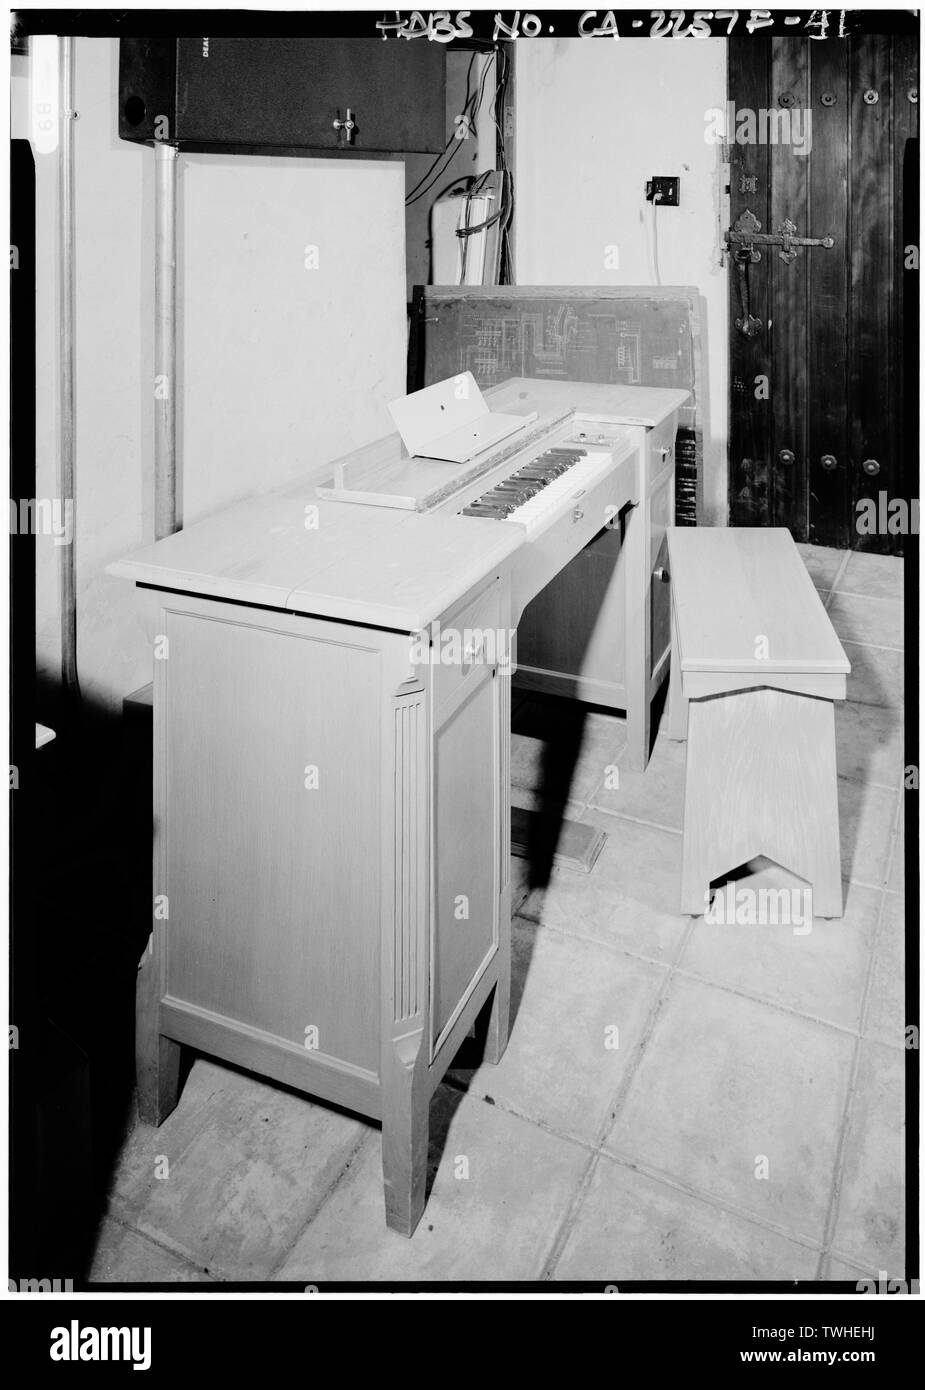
xmin=832 ymin=586 xmax=904 ymax=603
xmin=812 ymin=597 xmax=904 ymax=650
xmin=442 ymin=1076 xmax=625 ymax=1165
xmin=813 ymin=886 xmax=889 ymax=1278
xmin=840 ymin=641 xmax=905 ymax=656
xmin=846 ymin=871 xmax=900 ymax=893
xmin=827 ymin=1247 xmax=880 ymax=1278
xmin=537 ymin=1149 xmax=603 ymax=1281
xmin=838 ymin=635 xmax=905 ymax=654
xmin=814 ymin=1039 xmax=866 ymax=1283
xmin=811 ymin=545 xmax=851 ymax=592
xmin=829 ymin=591 xmax=903 ymax=609
xmin=539 ymin=917 xmax=696 ymax=1279
xmin=514 ymin=911 xmax=893 ymax=1044
xmin=670 ymin=963 xmax=876 ymax=1042
xmin=854 ymin=890 xmax=892 ymax=1049
xmin=854 ymin=1031 xmax=904 ymax=1053
xmin=513 ymin=907 xmax=683 ymax=973
xmin=265 ymin=1128 xmax=374 ymax=1278
xmin=595 ymin=1146 xmax=827 ymax=1256
xmin=880 ymin=791 xmax=903 ymax=893
xmin=583 ymin=802 xmax=682 ymax=836
xmin=96 ymin=1205 xmax=221 ymax=1281
xmin=833 ymin=561 xmax=904 ymax=603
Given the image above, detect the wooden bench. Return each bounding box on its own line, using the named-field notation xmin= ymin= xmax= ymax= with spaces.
xmin=665 ymin=527 xmax=850 ymax=919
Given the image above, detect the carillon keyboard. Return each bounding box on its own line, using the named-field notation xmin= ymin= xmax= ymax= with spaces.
xmin=460 ymin=446 xmax=614 ymax=539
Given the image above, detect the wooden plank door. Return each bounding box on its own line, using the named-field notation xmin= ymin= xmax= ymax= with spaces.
xmin=728 ymin=31 xmax=918 ymax=553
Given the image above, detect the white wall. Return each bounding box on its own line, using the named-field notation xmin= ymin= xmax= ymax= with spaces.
xmin=514 ymin=38 xmax=729 ymax=524
xmin=13 ymin=40 xmax=157 ymax=710
xmin=16 ymin=38 xmax=407 ymax=715
xmin=178 ymin=152 xmax=405 ymax=526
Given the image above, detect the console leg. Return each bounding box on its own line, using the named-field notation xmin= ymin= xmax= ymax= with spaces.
xmin=135 ymin=933 xmax=182 ymax=1125
xmin=381 ymin=1030 xmax=429 ymax=1237
xmin=623 ymin=503 xmax=650 ymax=773
xmin=484 ymin=971 xmax=511 ymax=1066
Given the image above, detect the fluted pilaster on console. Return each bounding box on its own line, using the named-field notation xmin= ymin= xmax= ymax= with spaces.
xmin=392 ymin=685 xmax=428 ymax=1025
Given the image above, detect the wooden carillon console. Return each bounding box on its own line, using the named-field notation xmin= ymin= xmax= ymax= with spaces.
xmin=110 ymin=377 xmax=686 ymax=1233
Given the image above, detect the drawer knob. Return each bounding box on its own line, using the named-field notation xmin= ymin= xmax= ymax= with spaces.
xmin=861 ymin=457 xmax=880 ymax=476
xmin=778 ymin=448 xmax=795 ymax=466
xmin=820 ymin=453 xmax=838 ymax=471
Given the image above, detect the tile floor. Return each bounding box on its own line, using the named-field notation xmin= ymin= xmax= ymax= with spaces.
xmin=89 ymin=545 xmax=908 ymax=1285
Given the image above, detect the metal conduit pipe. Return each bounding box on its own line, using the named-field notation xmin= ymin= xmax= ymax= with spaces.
xmin=154 ymin=141 xmax=179 ymax=540
xmin=57 ymin=35 xmax=79 ymax=696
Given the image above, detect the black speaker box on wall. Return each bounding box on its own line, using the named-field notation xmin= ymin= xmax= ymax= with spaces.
xmin=118 ymin=37 xmax=446 ymax=156
xmin=118 ymin=38 xmax=178 ymax=145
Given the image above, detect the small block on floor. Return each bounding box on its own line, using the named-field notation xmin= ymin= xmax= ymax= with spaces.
xmin=510 ymin=805 xmax=606 ymax=874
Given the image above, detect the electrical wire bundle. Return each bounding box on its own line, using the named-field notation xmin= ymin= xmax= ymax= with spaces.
xmin=405 ymin=44 xmax=514 ymax=284
xmin=404 ymin=49 xmax=487 ymax=209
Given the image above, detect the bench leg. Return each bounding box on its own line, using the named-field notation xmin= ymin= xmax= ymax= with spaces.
xmin=680 ymin=688 xmax=843 ymax=919
xmin=680 ymin=719 xmax=712 ymax=913
xmin=665 ymin=600 xmax=688 ymax=743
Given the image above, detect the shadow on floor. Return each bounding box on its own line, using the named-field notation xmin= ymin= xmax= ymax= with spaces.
xmin=515 ymin=678 xmax=668 ymax=890
xmin=452 ymin=678 xmax=670 ymax=1086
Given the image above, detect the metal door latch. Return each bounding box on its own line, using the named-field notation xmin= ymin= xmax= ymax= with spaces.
xmin=725 ymin=208 xmax=835 ymax=265
xmin=333 ymin=108 xmax=356 ymax=143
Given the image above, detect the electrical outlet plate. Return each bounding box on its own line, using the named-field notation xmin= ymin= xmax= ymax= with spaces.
xmin=645 ymin=176 xmax=680 ymax=206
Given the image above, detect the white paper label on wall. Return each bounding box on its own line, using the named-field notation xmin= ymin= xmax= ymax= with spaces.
xmin=30 ymin=34 xmax=60 ymax=154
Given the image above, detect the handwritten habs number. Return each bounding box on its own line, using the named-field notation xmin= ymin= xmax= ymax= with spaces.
xmin=375 ymin=9 xmax=850 ymax=41
xmin=648 ymin=11 xmax=718 ymax=39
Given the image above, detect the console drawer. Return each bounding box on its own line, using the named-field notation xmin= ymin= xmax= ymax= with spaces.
xmin=431 ymin=578 xmax=503 ymax=720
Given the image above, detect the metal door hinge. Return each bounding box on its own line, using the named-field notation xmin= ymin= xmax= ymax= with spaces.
xmin=725 ymin=208 xmax=835 ymax=265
